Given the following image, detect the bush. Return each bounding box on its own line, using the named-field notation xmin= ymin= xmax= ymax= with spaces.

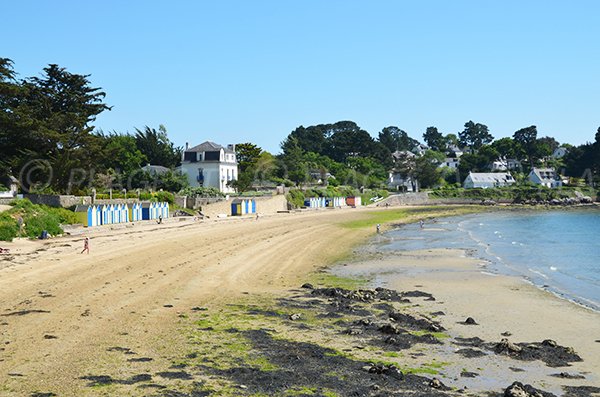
xmin=0 ymin=199 xmax=79 ymax=241
xmin=286 ymin=189 xmax=305 ymax=208
xmin=178 ymin=186 xmax=225 ymax=198
xmin=153 ymin=191 xmax=175 ymax=204
xmin=0 ymin=213 xmax=18 ymax=241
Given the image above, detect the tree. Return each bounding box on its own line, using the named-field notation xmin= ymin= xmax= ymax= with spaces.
xmin=415 ymin=150 xmax=444 ymax=188
xmin=98 ymin=132 xmax=147 ymax=178
xmin=280 ymin=136 xmax=308 ymax=186
xmin=378 ymin=126 xmax=419 ymax=152
xmin=1 ymin=63 xmax=110 ymax=191
xmin=134 ymin=125 xmax=181 ymax=168
xmin=459 ymin=121 xmax=493 ymax=150
xmin=491 ymin=137 xmax=521 ymax=159
xmin=235 ymin=142 xmax=262 ymax=173
xmin=281 ymin=125 xmax=327 ymax=155
xmin=423 ymin=126 xmax=445 ymax=151
xmin=513 ymin=125 xmax=538 ymax=169
xmin=327 ymin=122 xmax=377 ymax=162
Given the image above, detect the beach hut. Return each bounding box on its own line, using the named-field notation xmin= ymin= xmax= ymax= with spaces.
xmin=113 ymin=204 xmax=121 ymax=223
xmin=74 ymin=205 xmax=101 ymax=227
xmin=231 ymin=198 xmax=245 ymax=216
xmin=129 ymin=202 xmax=142 ymax=221
xmin=100 ymin=204 xmax=108 ymax=225
xmin=141 ymin=202 xmax=153 ymax=220
xmin=244 ymin=199 xmax=256 ymax=214
xmin=160 ymin=202 xmax=169 ymax=218
xmin=346 ymin=196 xmax=362 ymax=207
xmin=119 ymin=204 xmax=129 ymax=223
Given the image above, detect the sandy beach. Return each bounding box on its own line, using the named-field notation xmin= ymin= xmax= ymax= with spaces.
xmin=0 ymin=206 xmax=598 ymax=396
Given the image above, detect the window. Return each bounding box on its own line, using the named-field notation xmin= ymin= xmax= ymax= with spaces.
xmin=205 ymin=151 xmax=220 ymax=161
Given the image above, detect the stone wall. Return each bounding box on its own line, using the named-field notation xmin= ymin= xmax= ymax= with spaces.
xmin=197 ymin=195 xmax=288 ymax=218
xmin=24 ymin=194 xmax=92 ymax=208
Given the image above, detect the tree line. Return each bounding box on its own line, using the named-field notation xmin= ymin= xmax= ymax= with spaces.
xmin=0 ymin=58 xmax=184 ymax=193
xmin=1 ymin=58 xmax=599 ymax=194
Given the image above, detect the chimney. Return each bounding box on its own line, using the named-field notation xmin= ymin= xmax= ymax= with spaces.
xmin=185 ymin=142 xmax=189 ymax=150
xmin=227 ymin=144 xmax=235 ymax=151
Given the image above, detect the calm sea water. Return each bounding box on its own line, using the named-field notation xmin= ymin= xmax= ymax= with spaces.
xmin=379 ymin=209 xmax=600 ymax=311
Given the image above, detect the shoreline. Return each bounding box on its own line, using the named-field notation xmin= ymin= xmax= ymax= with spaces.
xmin=1 ymin=205 xmax=598 ymax=396
xmin=332 ymin=238 xmax=600 ymax=394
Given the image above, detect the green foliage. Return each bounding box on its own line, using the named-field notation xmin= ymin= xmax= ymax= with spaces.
xmin=1 ymin=61 xmax=110 ymax=190
xmin=179 ymin=186 xmax=225 ymax=198
xmin=134 ymin=125 xmax=181 ymax=168
xmin=459 ymin=120 xmax=493 ymax=150
xmin=0 ymin=199 xmax=78 ymax=241
xmin=423 ymin=126 xmax=445 ymax=151
xmin=153 ymin=191 xmax=175 ymax=204
xmin=0 ymin=213 xmax=18 ymax=241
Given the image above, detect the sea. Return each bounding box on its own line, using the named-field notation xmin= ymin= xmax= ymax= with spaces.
xmin=376 ymin=208 xmax=600 ymax=312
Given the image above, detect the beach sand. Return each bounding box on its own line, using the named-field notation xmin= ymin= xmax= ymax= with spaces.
xmin=334 ymin=248 xmax=600 ymax=394
xmin=0 ymin=207 xmax=598 ymax=396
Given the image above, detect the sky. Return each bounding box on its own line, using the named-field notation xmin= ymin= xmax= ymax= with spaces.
xmin=2 ymin=1 xmax=599 ymax=153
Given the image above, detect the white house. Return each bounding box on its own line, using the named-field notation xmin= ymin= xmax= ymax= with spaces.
xmin=528 ymin=168 xmax=562 ymax=188
xmin=491 ymin=158 xmax=522 ymax=172
xmin=388 ymin=172 xmax=418 ymax=192
xmin=552 ymin=147 xmax=569 ymax=159
xmin=0 ymin=175 xmax=18 ymax=198
xmin=463 ymin=172 xmax=515 ymax=189
xmin=179 ymin=141 xmax=238 ymax=193
xmin=439 ymin=157 xmax=460 ymax=169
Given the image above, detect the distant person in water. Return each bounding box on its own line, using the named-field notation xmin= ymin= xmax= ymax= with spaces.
xmin=376 ymin=224 xmax=381 ymax=233
xmin=419 ymin=220 xmax=424 ymax=228
xmin=81 ymin=237 xmax=89 ymax=254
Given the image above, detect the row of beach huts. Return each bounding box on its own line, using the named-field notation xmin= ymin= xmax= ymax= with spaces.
xmin=303 ymin=196 xmax=362 ymax=208
xmin=75 ymin=202 xmax=170 ymax=227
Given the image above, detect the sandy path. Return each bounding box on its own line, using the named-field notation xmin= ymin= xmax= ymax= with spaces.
xmin=0 ymin=210 xmax=369 ymax=395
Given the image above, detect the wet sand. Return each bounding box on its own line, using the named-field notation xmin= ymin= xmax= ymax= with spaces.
xmin=333 ymin=247 xmax=600 ymax=395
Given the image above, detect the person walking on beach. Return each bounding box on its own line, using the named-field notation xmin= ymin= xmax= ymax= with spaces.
xmin=81 ymin=237 xmax=90 ymax=254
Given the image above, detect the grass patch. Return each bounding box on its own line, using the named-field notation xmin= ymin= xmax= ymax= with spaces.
xmin=308 ymin=272 xmax=368 ymax=290
xmin=341 ymin=205 xmax=486 ymax=229
xmin=0 ymin=199 xmax=79 ymax=241
xmin=408 ymin=330 xmax=451 ymax=340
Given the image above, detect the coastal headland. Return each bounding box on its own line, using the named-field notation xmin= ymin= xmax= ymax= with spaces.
xmin=0 ymin=206 xmax=598 ymax=396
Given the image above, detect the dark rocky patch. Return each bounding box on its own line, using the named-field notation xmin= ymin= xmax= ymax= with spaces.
xmin=453 ymin=337 xmax=486 ymax=347
xmin=509 ymin=367 xmax=525 ymax=372
xmin=562 ymin=386 xmax=600 ymax=397
xmin=1 ymin=309 xmax=50 ymax=316
xmin=455 ymin=348 xmax=487 ymax=358
xmin=156 ymin=371 xmax=193 ymax=380
xmin=80 ymin=373 xmax=152 ymax=386
xmin=107 ymin=346 xmax=135 ymax=354
xmin=550 ymin=372 xmax=585 ymax=379
xmin=460 ymin=371 xmax=479 ymax=378
xmin=388 ymin=311 xmax=445 ymax=332
xmin=201 ymin=329 xmax=453 ymax=396
xmin=43 ymin=334 xmax=57 ymax=339
xmin=461 ymin=317 xmax=478 ymax=325
xmin=493 ymin=339 xmax=582 ymax=367
xmin=191 ymin=307 xmax=208 ymax=311
xmin=128 ymin=357 xmax=154 ymax=362
xmin=431 ymin=311 xmax=446 ymax=316
xmin=503 ymin=381 xmax=557 ymax=397
xmin=30 ymin=393 xmax=57 ymax=397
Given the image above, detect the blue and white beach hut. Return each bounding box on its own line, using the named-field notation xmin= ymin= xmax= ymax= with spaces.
xmin=129 ymin=202 xmax=142 ymax=221
xmin=100 ymin=204 xmax=109 ymax=225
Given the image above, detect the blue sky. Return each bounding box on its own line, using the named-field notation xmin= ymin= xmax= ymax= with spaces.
xmin=3 ymin=1 xmax=599 ymax=153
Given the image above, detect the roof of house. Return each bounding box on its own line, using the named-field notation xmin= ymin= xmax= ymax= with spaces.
xmin=186 ymin=141 xmax=234 ymax=154
xmin=391 ymin=150 xmax=416 ymax=159
xmin=466 ymin=172 xmax=514 ymax=183
xmin=141 ymin=164 xmax=170 ymax=174
xmin=530 ymin=168 xmax=558 ymax=182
